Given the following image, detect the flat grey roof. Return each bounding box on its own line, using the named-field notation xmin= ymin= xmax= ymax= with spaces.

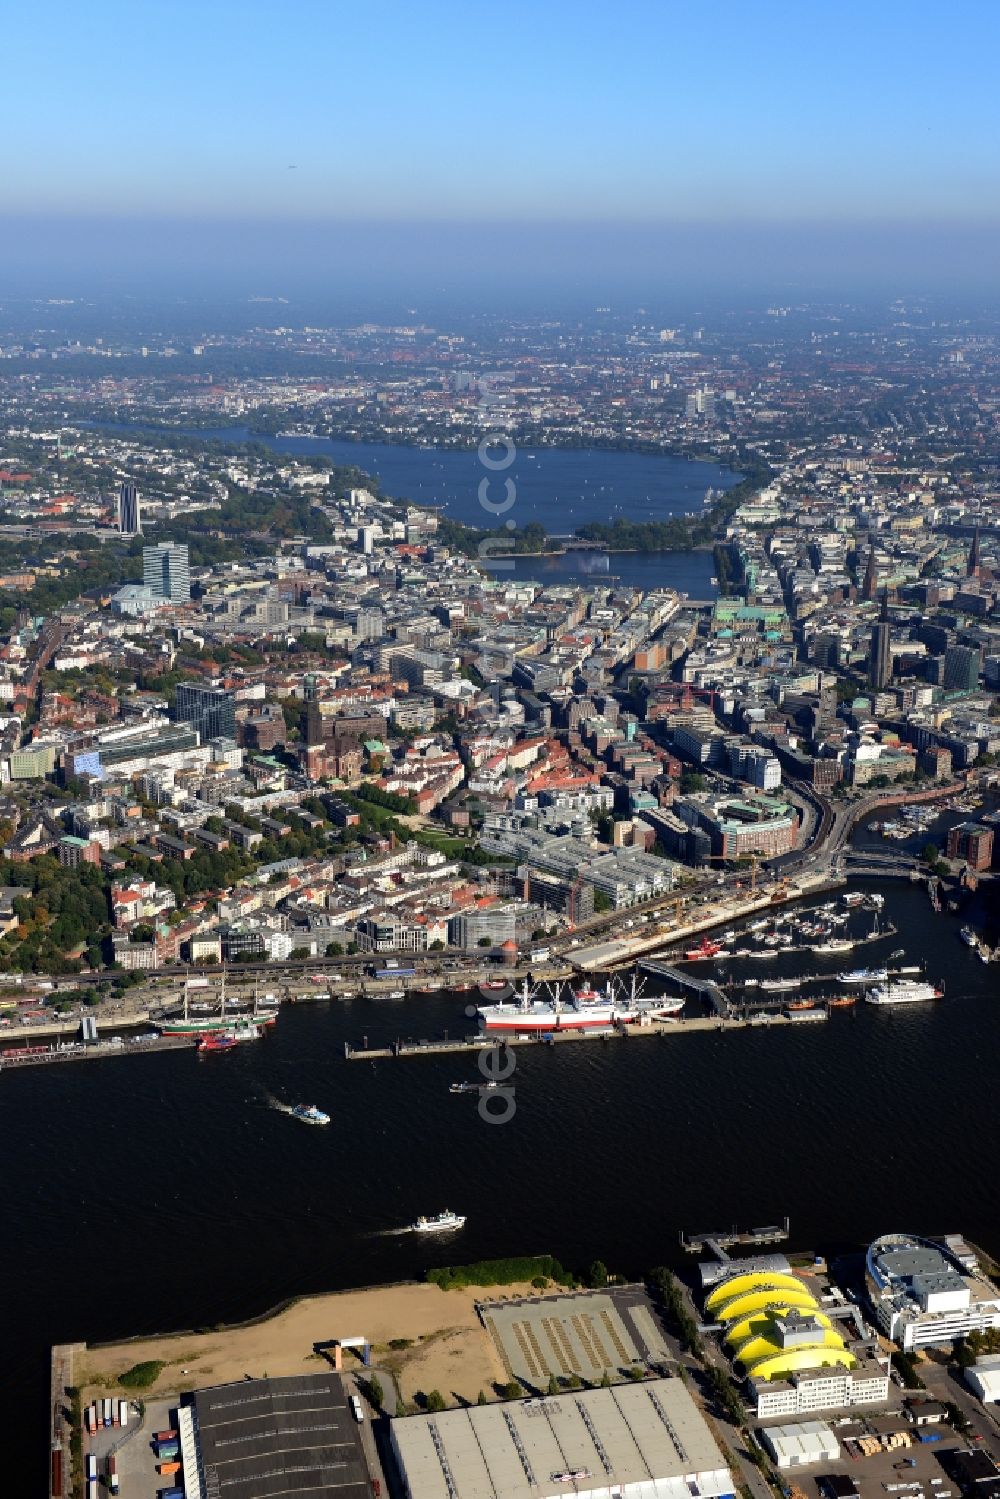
xmin=193 ymin=1373 xmax=370 ymax=1499
xmin=879 ymin=1246 xmax=950 ymax=1279
xmin=391 ymin=1377 xmax=733 ymax=1499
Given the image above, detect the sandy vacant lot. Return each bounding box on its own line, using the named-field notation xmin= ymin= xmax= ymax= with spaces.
xmin=81 ymin=1280 xmax=533 ymax=1409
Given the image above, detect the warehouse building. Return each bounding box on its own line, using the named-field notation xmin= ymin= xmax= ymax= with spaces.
xmin=760 ymin=1420 xmax=840 ymax=1470
xmin=189 ymin=1374 xmax=371 ymax=1499
xmin=390 ymin=1378 xmax=735 ymax=1499
xmin=966 ymin=1355 xmax=1000 ymax=1405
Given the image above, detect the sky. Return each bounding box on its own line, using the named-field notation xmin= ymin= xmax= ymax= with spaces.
xmin=4 ymin=0 xmax=999 ymax=299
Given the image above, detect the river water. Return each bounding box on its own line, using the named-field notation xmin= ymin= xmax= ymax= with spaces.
xmin=5 ymin=850 xmax=1000 ymax=1484
xmin=485 ymin=549 xmax=719 ymax=594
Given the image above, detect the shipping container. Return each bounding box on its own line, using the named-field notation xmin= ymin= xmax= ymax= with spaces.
xmin=103 ymin=1397 xmax=112 ymax=1427
xmin=50 ymin=1447 xmax=63 ymax=1497
xmin=160 ymin=1488 xmax=185 ymax=1499
xmin=86 ymin=1482 xmax=99 ymax=1499
xmin=919 ymin=1433 xmax=942 ymax=1444
xmin=158 ymin=1460 xmax=181 ymax=1475
xmin=157 ymin=1444 xmax=180 ymax=1461
xmin=155 ymin=1429 xmax=179 ymax=1442
xmin=85 ymin=1404 xmax=97 ymax=1436
xmin=107 ymin=1454 xmax=120 ymax=1496
xmin=85 ymin=1454 xmax=98 ymax=1480
xmin=118 ymin=1399 xmax=128 ymax=1426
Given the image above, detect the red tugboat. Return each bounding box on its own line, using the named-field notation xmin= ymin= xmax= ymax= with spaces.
xmin=683 ymin=936 xmax=723 ymax=961
xmin=197 ymin=1031 xmax=239 ymax=1052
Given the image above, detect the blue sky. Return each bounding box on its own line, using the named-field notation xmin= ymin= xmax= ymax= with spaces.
xmin=3 ymin=0 xmax=998 ymax=297
xmin=8 ymin=0 xmax=999 ymax=222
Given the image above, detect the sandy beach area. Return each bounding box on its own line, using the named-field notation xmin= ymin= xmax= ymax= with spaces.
xmin=80 ymin=1280 xmax=531 ymax=1408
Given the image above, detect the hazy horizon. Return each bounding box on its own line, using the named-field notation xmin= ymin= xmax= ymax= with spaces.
xmin=3 ymin=215 xmax=1000 ymax=309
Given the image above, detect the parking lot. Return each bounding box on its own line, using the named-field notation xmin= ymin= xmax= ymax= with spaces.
xmin=85 ymin=1395 xmax=177 ymax=1494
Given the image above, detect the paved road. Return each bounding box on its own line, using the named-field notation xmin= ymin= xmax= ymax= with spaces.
xmin=918 ymin=1357 xmax=1000 ymax=1463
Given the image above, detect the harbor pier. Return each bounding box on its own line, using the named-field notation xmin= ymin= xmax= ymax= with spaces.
xmin=680 ymin=1217 xmax=790 ymax=1255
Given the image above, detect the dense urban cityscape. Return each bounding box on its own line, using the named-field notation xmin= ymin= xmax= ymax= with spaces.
xmin=7 ymin=1 xmax=1000 ymax=1497
xmin=4 ymin=285 xmax=1000 ymax=1499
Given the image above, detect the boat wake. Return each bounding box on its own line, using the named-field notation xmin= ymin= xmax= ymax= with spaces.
xmin=261 ymin=1091 xmax=294 ymax=1115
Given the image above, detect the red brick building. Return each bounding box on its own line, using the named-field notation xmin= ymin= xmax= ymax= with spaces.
xmin=946 ymin=821 xmax=994 ymax=870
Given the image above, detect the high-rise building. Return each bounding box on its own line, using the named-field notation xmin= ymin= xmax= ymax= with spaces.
xmin=173 ymin=684 xmax=236 ymax=742
xmin=143 ymin=541 xmax=190 ymax=603
xmin=943 ymin=644 xmax=981 ymax=693
xmin=118 ymin=481 xmax=141 ymax=536
xmin=861 ymin=543 xmax=878 ymax=602
xmin=868 ymin=591 xmax=892 ymax=691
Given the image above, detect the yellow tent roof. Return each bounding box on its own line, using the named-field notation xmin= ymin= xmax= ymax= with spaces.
xmin=712 ymin=1287 xmax=817 ymax=1325
xmin=736 ymin=1327 xmax=847 ymax=1369
xmin=724 ymin=1309 xmax=832 ymax=1348
xmin=706 ymin=1271 xmax=811 ymax=1315
xmin=746 ymin=1344 xmax=857 ymax=1382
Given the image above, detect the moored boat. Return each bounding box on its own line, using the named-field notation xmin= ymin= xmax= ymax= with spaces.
xmin=865 ymin=978 xmax=942 ymax=1006
xmin=476 ymin=975 xmax=683 ymax=1033
xmin=683 ymin=936 xmax=723 ymax=962
xmin=160 ymin=975 xmax=278 ymax=1034
xmin=197 ymin=1031 xmax=238 ymax=1052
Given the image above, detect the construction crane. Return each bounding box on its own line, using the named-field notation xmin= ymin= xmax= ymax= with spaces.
xmin=702 ymin=852 xmax=763 ymax=895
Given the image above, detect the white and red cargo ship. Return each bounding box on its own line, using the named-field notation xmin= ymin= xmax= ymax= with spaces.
xmin=476 ymin=976 xmax=684 ymax=1033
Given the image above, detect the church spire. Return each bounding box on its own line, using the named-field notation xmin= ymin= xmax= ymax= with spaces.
xmin=968 ymin=526 xmax=981 ymax=578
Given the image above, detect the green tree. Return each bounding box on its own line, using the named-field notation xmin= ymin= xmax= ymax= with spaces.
xmin=365 ymin=1375 xmax=384 ymax=1411
xmin=424 ymin=1389 xmax=446 ymax=1413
